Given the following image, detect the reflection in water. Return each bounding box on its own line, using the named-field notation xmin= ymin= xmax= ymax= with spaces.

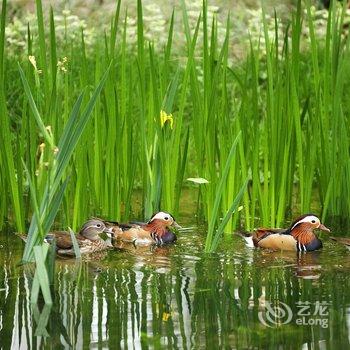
xmin=1 ymin=233 xmax=350 ymax=349
xmin=256 ymin=250 xmax=324 ymax=279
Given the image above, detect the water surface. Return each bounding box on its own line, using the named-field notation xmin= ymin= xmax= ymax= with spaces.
xmin=0 ymin=225 xmax=349 ymax=349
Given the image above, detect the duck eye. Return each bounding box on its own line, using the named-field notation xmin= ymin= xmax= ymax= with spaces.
xmin=311 ymin=220 xmax=316 ymax=224
xmin=164 ymin=217 xmax=169 ymax=220
xmin=96 ymin=223 xmax=102 ymax=228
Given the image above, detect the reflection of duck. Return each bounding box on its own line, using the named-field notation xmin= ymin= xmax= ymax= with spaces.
xmin=238 ymin=214 xmax=330 ymax=252
xmin=18 ymin=219 xmax=113 ymax=256
xmin=105 ymin=212 xmax=181 ymax=246
xmin=111 ymin=240 xmax=173 ymax=271
xmin=330 ymin=237 xmax=350 ymax=251
xmin=253 ymin=250 xmax=323 ymax=280
xmin=114 ymin=240 xmax=171 ymax=256
xmin=295 ymin=251 xmax=322 ymax=279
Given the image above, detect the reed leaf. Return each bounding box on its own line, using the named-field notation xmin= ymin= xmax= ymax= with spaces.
xmin=205 ymin=132 xmax=241 ymax=251
xmin=21 ymin=64 xmax=111 ymax=262
xmin=69 ymin=227 xmax=82 ymax=259
xmin=32 ymin=244 xmax=52 ymax=305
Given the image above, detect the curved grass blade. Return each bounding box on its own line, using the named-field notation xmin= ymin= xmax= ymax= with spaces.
xmin=209 ymin=179 xmax=248 ymax=252
xmin=0 ymin=0 xmax=24 ymax=232
xmin=206 ymin=132 xmax=241 ymax=250
xmin=32 ymin=244 xmax=52 ymax=305
xmin=21 ymin=64 xmax=111 ymax=262
xmin=18 ymin=64 xmax=55 ymax=148
xmin=69 ymin=227 xmax=81 ymax=259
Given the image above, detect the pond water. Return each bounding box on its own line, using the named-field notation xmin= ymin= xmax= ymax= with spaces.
xmin=0 ymin=222 xmax=350 ymax=349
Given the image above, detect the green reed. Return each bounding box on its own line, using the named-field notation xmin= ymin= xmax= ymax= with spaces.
xmin=1 ymin=0 xmax=350 ymax=253
xmin=0 ymin=0 xmax=25 ymax=232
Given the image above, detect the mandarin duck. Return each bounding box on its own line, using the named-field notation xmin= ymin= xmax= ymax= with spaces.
xmin=19 ymin=219 xmax=114 ymax=256
xmin=238 ymin=214 xmax=330 ymax=252
xmin=105 ymin=211 xmax=181 ymax=246
xmin=330 ymin=236 xmax=350 ymax=251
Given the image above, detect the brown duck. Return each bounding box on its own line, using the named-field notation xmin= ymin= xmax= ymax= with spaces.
xmin=330 ymin=236 xmax=350 ymax=251
xmin=105 ymin=211 xmax=181 ymax=246
xmin=239 ymin=214 xmax=330 ymax=252
xmin=19 ymin=219 xmax=113 ymax=256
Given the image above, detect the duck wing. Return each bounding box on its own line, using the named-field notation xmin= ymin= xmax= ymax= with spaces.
xmin=103 ymin=219 xmax=141 ymax=231
xmin=257 ymin=234 xmax=298 ymax=251
xmin=254 ymin=227 xmax=287 ymax=241
xmin=103 ymin=220 xmax=156 ymax=244
xmin=118 ymin=222 xmax=141 ymax=231
xmin=117 ymin=227 xmax=151 ymax=241
xmin=330 ymin=236 xmax=350 ymax=248
xmin=253 ymin=228 xmax=298 ymax=251
xmin=45 ymin=231 xmax=73 ymax=249
xmin=129 ymin=220 xmax=146 ymax=226
xmin=46 ymin=231 xmax=88 ymax=250
xmin=236 ymin=228 xmax=288 ymax=248
xmin=109 ymin=222 xmax=154 ymax=244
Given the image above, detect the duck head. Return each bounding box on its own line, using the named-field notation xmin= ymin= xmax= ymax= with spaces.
xmin=79 ymin=219 xmax=114 ymax=240
xmin=147 ymin=211 xmax=181 ymax=229
xmin=289 ymin=214 xmax=330 ymax=234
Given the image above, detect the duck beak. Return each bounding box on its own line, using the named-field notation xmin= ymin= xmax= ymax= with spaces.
xmin=103 ymin=226 xmax=115 ymax=236
xmin=319 ymin=223 xmax=330 ymax=232
xmin=171 ymin=221 xmax=182 ymax=229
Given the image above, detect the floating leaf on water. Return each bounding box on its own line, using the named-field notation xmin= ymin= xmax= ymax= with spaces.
xmin=187 ymin=177 xmax=209 ymax=184
xmin=195 ymin=288 xmax=212 ymax=292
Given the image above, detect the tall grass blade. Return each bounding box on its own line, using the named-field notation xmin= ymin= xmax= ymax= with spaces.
xmin=0 ymin=0 xmax=24 ymax=231
xmin=32 ymin=244 xmax=52 ymax=304
xmin=205 ymin=132 xmax=241 ymax=251
xmin=210 ymin=179 xmax=248 ymax=252
xmin=69 ymin=228 xmax=81 ymax=259
xmin=21 ymin=65 xmax=111 ymax=262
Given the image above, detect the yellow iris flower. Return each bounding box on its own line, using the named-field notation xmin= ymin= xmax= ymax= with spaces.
xmin=162 ymin=312 xmax=171 ymax=321
xmin=160 ymin=110 xmax=174 ymax=129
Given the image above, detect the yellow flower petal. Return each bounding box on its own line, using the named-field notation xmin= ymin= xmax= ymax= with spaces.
xmin=28 ymin=55 xmax=37 ymax=70
xmin=160 ymin=110 xmax=173 ymax=129
xmin=162 ymin=312 xmax=171 ymax=321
